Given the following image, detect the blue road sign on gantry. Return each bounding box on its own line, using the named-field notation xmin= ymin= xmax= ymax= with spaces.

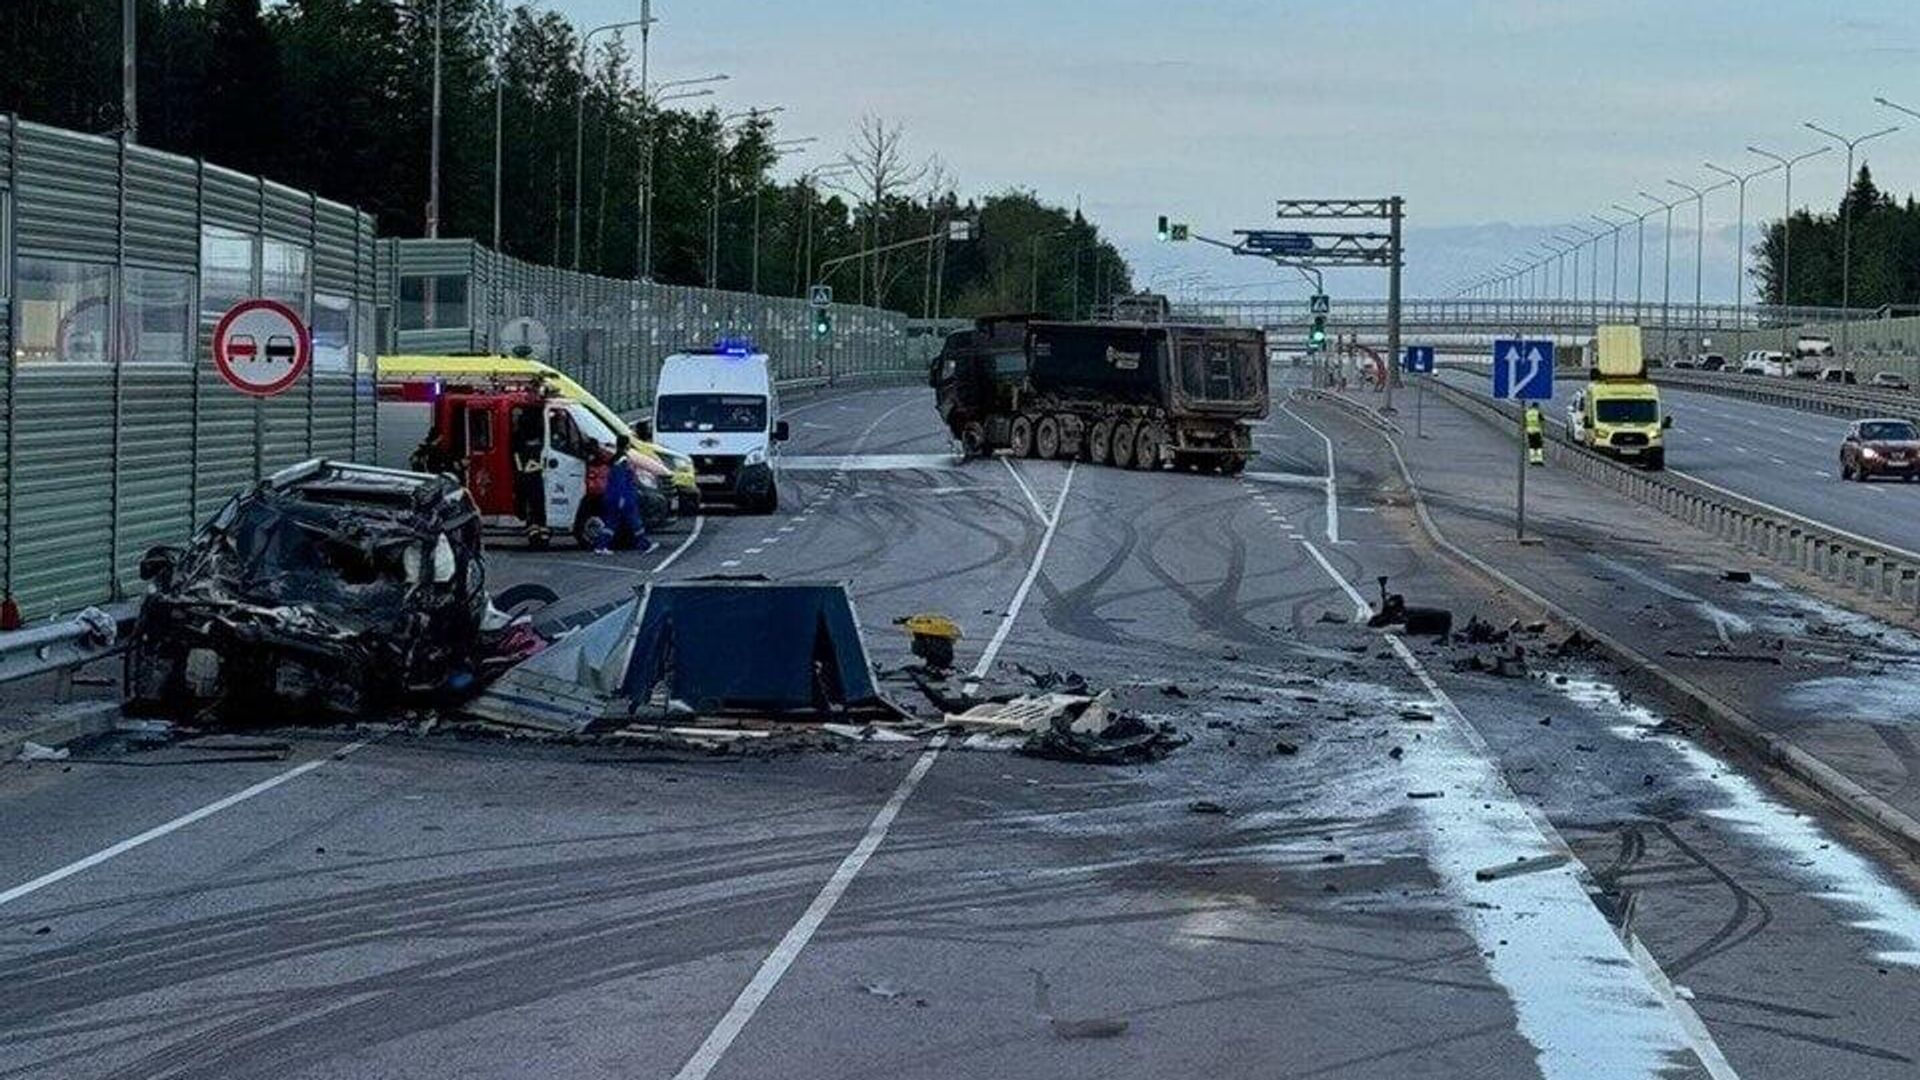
xmin=1492 ymin=339 xmax=1555 ymax=400
xmin=1403 ymin=346 xmax=1435 ymax=374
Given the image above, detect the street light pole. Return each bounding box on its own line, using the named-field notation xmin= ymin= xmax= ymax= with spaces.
xmin=121 ymin=0 xmax=136 ymax=142
xmin=1703 ymin=160 xmax=1780 ymax=354
xmin=1593 ymin=214 xmax=1624 ymax=315
xmin=1666 ymin=177 xmax=1729 ymax=355
xmin=753 ymin=137 xmax=817 ymax=293
xmin=1747 ymin=144 xmax=1830 ymax=357
xmin=638 ymin=75 xmax=727 ymax=279
xmin=1803 ymin=120 xmax=1900 ymax=373
xmin=428 ymin=0 xmax=444 ymax=237
xmin=1612 ymin=203 xmax=1650 ymax=322
xmin=573 ymin=17 xmax=650 ymax=270
xmin=1640 ymin=191 xmax=1679 ymax=358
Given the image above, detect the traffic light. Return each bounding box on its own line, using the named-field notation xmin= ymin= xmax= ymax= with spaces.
xmin=813 ymin=309 xmax=832 ymax=339
xmin=1308 ymin=315 xmax=1327 ymax=352
xmin=1156 ymin=215 xmax=1170 ymax=242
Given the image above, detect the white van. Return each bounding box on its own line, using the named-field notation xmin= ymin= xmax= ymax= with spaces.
xmin=646 ymin=345 xmax=789 ymax=513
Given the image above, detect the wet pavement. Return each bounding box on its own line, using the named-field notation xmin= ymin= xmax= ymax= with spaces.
xmin=2 ymin=380 xmax=1919 ymax=1078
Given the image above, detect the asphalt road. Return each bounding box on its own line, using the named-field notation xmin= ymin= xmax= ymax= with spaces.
xmin=3 ymin=380 xmax=1919 ymax=1078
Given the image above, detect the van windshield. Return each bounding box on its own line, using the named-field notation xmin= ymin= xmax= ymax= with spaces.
xmin=1596 ymin=398 xmax=1658 ymax=424
xmin=657 ymin=394 xmax=768 ymax=433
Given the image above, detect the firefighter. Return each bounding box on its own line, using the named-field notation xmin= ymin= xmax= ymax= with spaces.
xmin=511 ymin=407 xmax=550 ymax=547
xmin=1525 ymin=403 xmax=1545 ymax=466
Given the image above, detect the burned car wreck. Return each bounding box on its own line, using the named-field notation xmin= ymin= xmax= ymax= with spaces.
xmin=127 ymin=459 xmax=542 ymax=720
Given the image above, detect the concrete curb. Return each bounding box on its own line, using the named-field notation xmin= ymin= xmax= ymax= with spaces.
xmin=1295 ymin=392 xmax=1920 ymax=863
xmin=0 ymin=700 xmax=123 ymax=764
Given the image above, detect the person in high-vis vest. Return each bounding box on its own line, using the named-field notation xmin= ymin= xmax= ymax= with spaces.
xmin=511 ymin=407 xmax=551 ymax=546
xmin=1524 ymin=403 xmax=1545 ymax=466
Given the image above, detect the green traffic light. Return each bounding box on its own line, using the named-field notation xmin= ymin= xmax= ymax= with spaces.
xmin=1155 ymin=215 xmax=1170 ymax=243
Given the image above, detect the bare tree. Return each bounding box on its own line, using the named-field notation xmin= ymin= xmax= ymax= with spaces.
xmin=830 ymin=116 xmax=930 ymax=305
xmin=919 ymin=157 xmax=954 ymax=318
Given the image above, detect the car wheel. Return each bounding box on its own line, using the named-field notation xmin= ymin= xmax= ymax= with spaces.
xmin=758 ymin=481 xmax=780 ymax=514
xmin=1087 ymin=420 xmax=1112 ymax=465
xmin=1008 ymin=415 xmax=1035 ymax=458
xmin=1110 ymin=421 xmax=1137 ymax=469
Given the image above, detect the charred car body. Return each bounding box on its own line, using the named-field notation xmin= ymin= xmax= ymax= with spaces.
xmin=931 ymin=313 xmax=1269 ymax=473
xmin=127 ymin=460 xmax=539 ymax=719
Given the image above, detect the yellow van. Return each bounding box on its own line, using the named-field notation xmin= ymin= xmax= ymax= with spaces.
xmin=377 ymin=355 xmax=699 ymax=500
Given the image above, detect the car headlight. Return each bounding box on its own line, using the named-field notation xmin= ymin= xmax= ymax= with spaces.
xmin=1863 ymin=446 xmax=1883 ymax=460
xmin=744 ymin=447 xmax=767 ymax=466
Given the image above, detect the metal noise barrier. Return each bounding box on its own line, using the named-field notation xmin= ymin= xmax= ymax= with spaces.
xmin=1420 ymin=377 xmax=1920 ymax=620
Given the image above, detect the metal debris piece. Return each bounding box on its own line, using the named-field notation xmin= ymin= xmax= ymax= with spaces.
xmin=1473 ymin=853 xmax=1571 ymax=882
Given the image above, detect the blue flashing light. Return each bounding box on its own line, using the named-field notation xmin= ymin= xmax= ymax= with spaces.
xmin=711 ymin=337 xmax=755 ymax=358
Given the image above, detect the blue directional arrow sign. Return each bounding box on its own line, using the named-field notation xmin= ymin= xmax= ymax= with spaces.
xmin=1492 ymin=339 xmax=1555 ymax=400
xmin=1402 ymin=346 xmax=1435 ymax=374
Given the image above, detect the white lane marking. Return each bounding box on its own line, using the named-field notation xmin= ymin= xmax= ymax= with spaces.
xmin=1769 ymin=456 xmax=1789 ymax=466
xmin=1814 ymin=471 xmax=1831 ymax=479
xmin=1294 ymin=546 xmax=1739 ymax=1078
xmin=967 ymin=461 xmax=1077 ymax=691
xmin=782 ymin=453 xmax=958 ymax=472
xmin=653 ymin=514 xmax=706 ymax=575
xmin=0 ymin=740 xmax=373 ymax=908
xmin=1700 ymin=435 xmax=1714 ymax=443
xmin=778 ymin=525 xmax=796 ymax=534
xmin=1001 ymin=456 xmax=1050 ymax=525
xmin=1278 ymin=401 xmax=1340 ymax=543
xmin=670 ymin=736 xmax=946 ymax=1080
xmin=744 ymin=547 xmax=764 ymax=555
xmin=720 ymin=559 xmax=740 ymax=568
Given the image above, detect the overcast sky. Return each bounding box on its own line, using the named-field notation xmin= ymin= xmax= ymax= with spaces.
xmin=552 ymin=0 xmax=1920 ymax=301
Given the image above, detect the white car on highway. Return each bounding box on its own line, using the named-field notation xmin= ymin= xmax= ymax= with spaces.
xmin=1739 ymin=350 xmax=1791 ymax=377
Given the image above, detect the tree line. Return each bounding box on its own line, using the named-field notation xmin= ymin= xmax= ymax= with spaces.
xmin=0 ymin=0 xmax=1132 ymax=317
xmin=1756 ymin=164 xmax=1920 ymax=310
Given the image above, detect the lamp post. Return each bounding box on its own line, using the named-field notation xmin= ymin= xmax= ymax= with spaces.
xmin=1611 ymin=203 xmax=1652 ymax=323
xmin=572 ymin=17 xmax=651 ymax=270
xmin=1665 ymin=176 xmax=1730 ymax=356
xmin=1639 ymin=191 xmax=1680 ymax=358
xmin=636 ymin=74 xmax=727 ymax=279
xmin=710 ymin=107 xmax=784 ymax=288
xmin=1803 ymin=120 xmax=1900 ymax=372
xmin=1593 ymin=214 xmax=1625 ymax=316
xmin=428 ymin=0 xmax=444 ymax=237
xmin=1703 ymin=160 xmax=1780 ymax=354
xmin=751 ymin=137 xmax=817 ymax=293
xmin=1746 ymin=144 xmax=1830 ymax=358
xmin=489 ymin=1 xmax=554 ymax=251
xmin=798 ymin=162 xmax=855 ymax=296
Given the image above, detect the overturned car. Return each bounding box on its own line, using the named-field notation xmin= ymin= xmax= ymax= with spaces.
xmin=127 ymin=459 xmax=542 ymax=720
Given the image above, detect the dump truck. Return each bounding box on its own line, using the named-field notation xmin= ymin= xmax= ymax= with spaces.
xmin=1566 ymin=324 xmax=1671 ymax=470
xmin=930 ymin=315 xmax=1268 ymax=472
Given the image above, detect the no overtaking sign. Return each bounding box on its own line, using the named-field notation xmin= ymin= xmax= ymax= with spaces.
xmin=213 ymin=299 xmax=311 ymax=396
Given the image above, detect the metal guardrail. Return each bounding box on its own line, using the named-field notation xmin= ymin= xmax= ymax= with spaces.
xmin=0 ymin=604 xmax=134 ymax=687
xmin=1420 ymin=378 xmax=1920 ymax=621
xmin=1651 ymin=369 xmax=1920 ymax=421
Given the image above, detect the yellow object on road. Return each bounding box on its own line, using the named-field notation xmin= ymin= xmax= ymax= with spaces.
xmin=897 ymin=613 xmax=962 ymax=670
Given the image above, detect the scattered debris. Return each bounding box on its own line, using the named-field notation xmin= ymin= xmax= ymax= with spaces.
xmin=1407 ymin=790 xmax=1444 ymax=799
xmin=1460 ymin=616 xmax=1508 ymax=645
xmin=1664 ymin=649 xmax=1782 ymax=665
xmin=1273 ymin=739 xmax=1300 ymax=755
xmin=1316 ymin=610 xmax=1350 ymax=625
xmin=1187 ymin=799 xmax=1228 ymax=815
xmin=1387 ymin=746 xmax=1404 ymax=760
xmin=895 ymin=613 xmax=961 ymax=672
xmin=1160 ymin=683 xmax=1190 ymax=699
xmin=1549 ymin=631 xmax=1596 ymax=658
xmin=1523 ymin=620 xmax=1549 ymax=634
xmin=125 ymin=460 xmax=544 ymax=721
xmin=1023 ymin=711 xmax=1187 ymax=765
xmin=1398 ymin=708 xmax=1434 ymax=722
xmin=1012 ymin=663 xmax=1089 ymax=694
xmin=1032 ymin=970 xmax=1130 ymax=1041
xmin=1723 ymin=569 xmax=1753 ymax=584
xmin=1473 ymin=853 xmax=1571 ymax=882
xmin=16 ymin=741 xmax=69 ymax=762
xmin=822 ymin=723 xmax=918 ymax=743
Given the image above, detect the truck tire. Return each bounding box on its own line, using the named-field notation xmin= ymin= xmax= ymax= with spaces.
xmin=960 ymin=422 xmax=987 ymax=458
xmin=1009 ymin=415 xmax=1036 ymax=458
xmin=1087 ymin=420 xmax=1113 ymax=465
xmin=1109 ymin=421 xmax=1137 ymax=469
xmin=1035 ymin=415 xmax=1061 ymax=459
xmin=1134 ymin=425 xmax=1166 ymax=470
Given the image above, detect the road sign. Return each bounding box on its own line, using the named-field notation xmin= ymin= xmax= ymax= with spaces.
xmin=213 ymin=298 xmax=310 ymax=396
xmin=948 ymin=220 xmax=975 ymax=242
xmin=498 ymin=316 xmax=551 ymax=361
xmin=1402 ymin=346 xmax=1435 ymax=374
xmin=1309 ymin=294 xmax=1331 ymax=315
xmin=808 ymin=284 xmax=833 ymax=308
xmin=1169 ymin=223 xmax=1190 ymax=242
xmin=1242 ymin=230 xmax=1314 ymax=255
xmin=1492 ymin=338 xmax=1555 ymax=401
